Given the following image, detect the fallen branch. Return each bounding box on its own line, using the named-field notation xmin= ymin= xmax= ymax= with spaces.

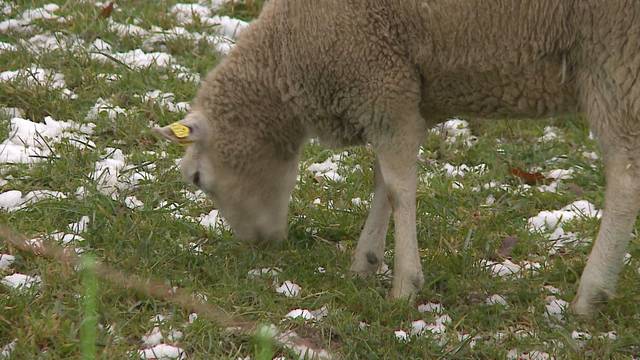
xmin=0 ymin=226 xmax=334 ymax=359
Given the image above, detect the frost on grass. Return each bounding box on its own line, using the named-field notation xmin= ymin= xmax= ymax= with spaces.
xmin=1 ymin=273 xmax=41 ymax=290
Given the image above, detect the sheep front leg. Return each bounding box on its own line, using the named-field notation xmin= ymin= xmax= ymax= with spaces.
xmin=350 ymin=159 xmax=392 ymax=276
xmin=572 ymin=154 xmax=640 ymax=315
xmin=374 ymin=123 xmax=425 ymax=299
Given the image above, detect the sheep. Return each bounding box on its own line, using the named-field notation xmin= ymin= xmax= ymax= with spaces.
xmin=154 ymin=0 xmax=640 ymax=316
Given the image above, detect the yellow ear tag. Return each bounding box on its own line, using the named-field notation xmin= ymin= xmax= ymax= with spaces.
xmin=169 ymin=123 xmax=193 ymax=144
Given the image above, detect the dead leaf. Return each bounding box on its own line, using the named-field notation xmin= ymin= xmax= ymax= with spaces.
xmin=98 ymin=2 xmax=114 ymax=18
xmin=497 ymin=235 xmax=519 ymax=258
xmin=510 ymin=167 xmax=548 ymax=185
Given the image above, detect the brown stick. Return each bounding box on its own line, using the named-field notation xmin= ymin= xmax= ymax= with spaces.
xmin=0 ymin=227 xmax=334 ymax=359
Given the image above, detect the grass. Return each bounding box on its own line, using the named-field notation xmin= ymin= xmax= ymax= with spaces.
xmin=1 ymin=1 xmax=640 ymax=359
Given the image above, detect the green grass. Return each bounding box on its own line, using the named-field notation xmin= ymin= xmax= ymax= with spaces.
xmin=1 ymin=1 xmax=640 ymax=359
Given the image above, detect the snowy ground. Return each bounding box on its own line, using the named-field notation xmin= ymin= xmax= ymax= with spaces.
xmin=1 ymin=1 xmax=640 ymax=359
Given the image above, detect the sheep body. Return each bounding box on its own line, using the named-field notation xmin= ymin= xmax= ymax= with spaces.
xmin=156 ymin=0 xmax=640 ymax=316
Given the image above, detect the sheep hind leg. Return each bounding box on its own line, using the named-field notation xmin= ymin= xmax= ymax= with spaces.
xmin=350 ymin=159 xmax=392 ymax=276
xmin=572 ymin=153 xmax=640 ymax=315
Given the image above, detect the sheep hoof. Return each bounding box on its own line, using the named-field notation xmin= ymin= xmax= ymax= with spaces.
xmin=349 ymin=251 xmax=382 ymax=277
xmin=570 ymin=288 xmax=612 ymax=317
xmin=389 ymin=272 xmax=424 ymax=300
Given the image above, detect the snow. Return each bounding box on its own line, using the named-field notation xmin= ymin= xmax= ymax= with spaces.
xmin=247 ymin=267 xmax=281 ymax=278
xmin=197 ymin=209 xmax=229 ymax=230
xmin=1 ymin=66 xmax=66 ymax=89
xmin=142 ymin=327 xmax=164 ymax=347
xmin=0 ymin=254 xmax=15 ymax=270
xmin=394 ymin=330 xmax=409 ymax=341
xmin=507 ymin=349 xmax=554 ymax=360
xmin=275 ymin=280 xmax=301 ymax=297
xmin=417 ymin=302 xmax=445 ymax=313
xmin=108 ymin=19 xmax=148 ymax=37
xmin=544 ymin=296 xmax=569 ymax=321
xmin=539 ymin=126 xmax=561 ymax=142
xmin=285 ymin=309 xmax=315 ymax=320
xmin=0 ymin=41 xmax=16 ymax=52
xmin=91 ymin=48 xmax=176 ymax=69
xmin=528 ymin=200 xmax=601 ymax=232
xmin=479 ymin=259 xmax=521 ymax=277
xmin=138 ymin=344 xmax=186 ymax=359
xmin=85 ymin=98 xmax=127 ymax=121
xmin=0 ymin=4 xmax=62 ymax=34
xmin=0 ymin=339 xmax=16 ymax=358
xmin=442 ymin=163 xmax=486 ymax=177
xmin=137 ymin=90 xmax=190 ymax=113
xmin=307 ymin=153 xmax=345 ymax=182
xmin=68 ymin=216 xmax=90 ymax=233
xmin=1 ymin=116 xmax=95 ymax=165
xmin=0 ymin=191 xmax=24 ymax=210
xmin=1 ymin=273 xmax=41 ymax=290
xmin=431 ymin=118 xmax=477 ymax=146
xmin=125 ymin=196 xmax=145 ymax=209
xmin=485 ymin=294 xmax=508 ymax=306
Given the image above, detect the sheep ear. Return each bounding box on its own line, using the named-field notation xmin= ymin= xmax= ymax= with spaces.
xmin=153 ymin=113 xmax=205 ymax=145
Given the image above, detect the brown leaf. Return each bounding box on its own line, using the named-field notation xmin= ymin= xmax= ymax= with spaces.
xmin=510 ymin=167 xmax=548 ymax=185
xmin=497 ymin=235 xmax=519 ymax=258
xmin=98 ymin=2 xmax=114 ymax=18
